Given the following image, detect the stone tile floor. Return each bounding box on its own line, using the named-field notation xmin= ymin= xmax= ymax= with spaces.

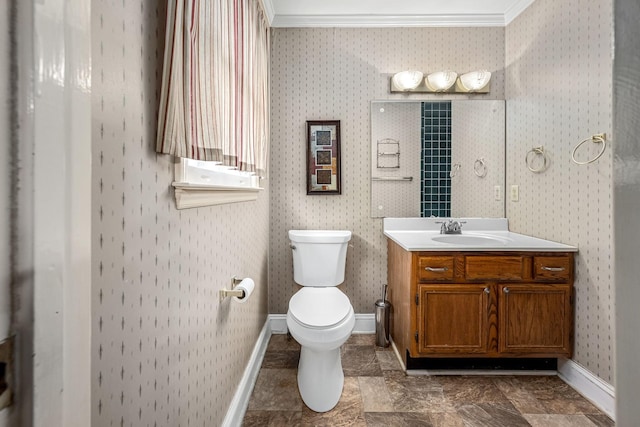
xmin=243 ymin=334 xmax=615 ymax=426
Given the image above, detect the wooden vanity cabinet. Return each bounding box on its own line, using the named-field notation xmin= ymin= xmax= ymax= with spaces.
xmin=387 ymin=239 xmax=574 ymax=365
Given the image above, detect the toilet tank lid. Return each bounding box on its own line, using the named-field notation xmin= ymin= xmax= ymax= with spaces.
xmin=289 ymin=230 xmax=352 ymax=243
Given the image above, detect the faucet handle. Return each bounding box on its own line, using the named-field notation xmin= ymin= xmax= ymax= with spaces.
xmin=435 ymin=220 xmax=448 ymax=234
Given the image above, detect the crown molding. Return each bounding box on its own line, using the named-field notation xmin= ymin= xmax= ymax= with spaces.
xmin=504 ymin=0 xmax=536 ymax=25
xmin=262 ymin=0 xmax=537 ymax=28
xmin=259 ymin=0 xmax=276 ymax=26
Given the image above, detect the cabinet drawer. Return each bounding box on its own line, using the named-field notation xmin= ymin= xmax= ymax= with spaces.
xmin=534 ymin=256 xmax=572 ymax=281
xmin=465 ymin=256 xmax=525 ymax=280
xmin=418 ymin=256 xmax=455 ymax=281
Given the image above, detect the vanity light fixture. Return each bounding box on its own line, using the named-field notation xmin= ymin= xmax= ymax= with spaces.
xmin=457 ymin=70 xmax=492 ymax=92
xmin=391 ymin=70 xmax=424 ymax=91
xmin=390 ymin=69 xmax=491 ymax=94
xmin=425 ymin=70 xmax=458 ymax=92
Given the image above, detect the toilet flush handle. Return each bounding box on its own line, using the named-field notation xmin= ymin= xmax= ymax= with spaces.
xmin=290 ymin=244 xmax=297 ymax=250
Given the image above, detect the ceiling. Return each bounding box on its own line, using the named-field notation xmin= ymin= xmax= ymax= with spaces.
xmin=261 ymin=0 xmax=536 ymax=28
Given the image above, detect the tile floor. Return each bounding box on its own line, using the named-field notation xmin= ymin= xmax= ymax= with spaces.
xmin=243 ymin=334 xmax=614 ymax=426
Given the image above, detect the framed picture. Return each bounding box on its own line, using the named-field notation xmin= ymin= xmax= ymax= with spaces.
xmin=306 ymin=120 xmax=341 ymax=194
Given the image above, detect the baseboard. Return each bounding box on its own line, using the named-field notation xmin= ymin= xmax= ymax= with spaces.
xmin=222 ymin=313 xmax=376 ymax=425
xmin=353 ymin=313 xmax=375 ymax=333
xmin=221 ymin=317 xmax=272 ymax=427
xmin=557 ymin=358 xmax=616 ymax=420
xmin=268 ymin=313 xmax=288 ymax=334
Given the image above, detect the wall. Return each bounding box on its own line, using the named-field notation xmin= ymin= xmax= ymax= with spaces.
xmin=505 ymin=0 xmax=614 ymax=384
xmin=91 ymin=1 xmax=269 ymax=426
xmin=613 ymin=0 xmax=640 ymax=423
xmin=269 ymin=27 xmax=505 ymax=313
xmin=451 ymin=100 xmax=505 ymax=218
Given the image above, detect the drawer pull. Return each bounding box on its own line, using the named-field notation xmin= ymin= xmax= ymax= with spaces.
xmin=503 ymin=287 xmax=510 ymax=293
xmin=542 ymin=266 xmax=565 ymax=272
xmin=483 ymin=287 xmax=490 ymax=294
xmin=425 ymin=267 xmax=449 ymax=272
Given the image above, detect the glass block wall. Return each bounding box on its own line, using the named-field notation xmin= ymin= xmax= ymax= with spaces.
xmin=421 ymin=101 xmax=452 ymax=217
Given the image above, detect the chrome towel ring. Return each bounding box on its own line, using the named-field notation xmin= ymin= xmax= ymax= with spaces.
xmin=450 ymin=163 xmax=461 ymax=178
xmin=571 ymin=133 xmax=606 ymax=165
xmin=526 ymin=146 xmax=549 ymax=173
xmin=474 ymin=158 xmax=487 ymax=177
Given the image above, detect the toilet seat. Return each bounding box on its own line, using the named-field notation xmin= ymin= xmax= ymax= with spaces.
xmin=289 ymin=287 xmax=352 ymax=329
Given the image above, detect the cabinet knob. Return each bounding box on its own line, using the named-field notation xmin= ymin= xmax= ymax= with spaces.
xmin=484 ymin=287 xmax=490 ymax=294
xmin=503 ymin=287 xmax=510 ymax=293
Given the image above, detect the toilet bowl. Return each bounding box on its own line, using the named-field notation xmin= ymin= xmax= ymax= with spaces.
xmin=287 ymin=230 xmax=354 ymax=412
xmin=287 ymin=288 xmax=355 ymax=412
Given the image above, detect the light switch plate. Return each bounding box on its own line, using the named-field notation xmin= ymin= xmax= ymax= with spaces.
xmin=510 ymin=185 xmax=519 ymax=202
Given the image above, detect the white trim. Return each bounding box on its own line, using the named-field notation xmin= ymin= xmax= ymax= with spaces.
xmin=504 ymin=0 xmax=536 ymax=25
xmin=353 ymin=313 xmax=375 ymax=333
xmin=172 ymin=183 xmax=262 ymax=209
xmin=258 ymin=0 xmax=276 ymax=26
xmin=557 ymin=358 xmax=616 ymax=420
xmin=221 ymin=318 xmax=273 ymax=427
xmin=31 ymin=0 xmax=92 ymax=425
xmin=271 ymin=13 xmax=506 ymax=28
xmin=268 ymin=314 xmax=288 ymax=334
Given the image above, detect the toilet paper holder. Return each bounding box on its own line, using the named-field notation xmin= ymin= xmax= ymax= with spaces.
xmin=219 ymin=276 xmax=248 ymax=301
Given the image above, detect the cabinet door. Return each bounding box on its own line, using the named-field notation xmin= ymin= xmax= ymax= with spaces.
xmin=417 ymin=284 xmax=493 ymax=355
xmin=498 ymin=284 xmax=572 ymax=356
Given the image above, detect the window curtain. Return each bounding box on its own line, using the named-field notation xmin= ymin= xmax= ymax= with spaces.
xmin=157 ymin=0 xmax=270 ymax=176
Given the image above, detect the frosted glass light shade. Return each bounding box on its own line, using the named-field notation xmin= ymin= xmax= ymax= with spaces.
xmin=459 ymin=70 xmax=491 ymax=92
xmin=392 ymin=70 xmax=424 ymax=91
xmin=425 ymin=71 xmax=458 ymax=92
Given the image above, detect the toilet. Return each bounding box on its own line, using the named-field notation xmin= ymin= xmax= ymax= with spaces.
xmin=286 ymin=230 xmax=355 ymax=412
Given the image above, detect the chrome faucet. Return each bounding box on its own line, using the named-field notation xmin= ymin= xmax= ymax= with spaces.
xmin=436 ymin=219 xmax=466 ymax=234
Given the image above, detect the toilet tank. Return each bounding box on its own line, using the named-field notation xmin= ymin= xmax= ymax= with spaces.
xmin=289 ymin=230 xmax=352 ymax=287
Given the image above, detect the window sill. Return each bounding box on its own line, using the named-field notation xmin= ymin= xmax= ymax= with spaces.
xmin=172 ymin=182 xmax=263 ymax=209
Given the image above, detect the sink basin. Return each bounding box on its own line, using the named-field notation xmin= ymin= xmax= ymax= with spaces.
xmin=432 ymin=234 xmax=509 ymax=246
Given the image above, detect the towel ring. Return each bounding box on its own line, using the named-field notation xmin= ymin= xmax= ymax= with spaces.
xmin=571 ymin=133 xmax=606 ymax=165
xmin=526 ymin=146 xmax=549 ymax=173
xmin=449 ymin=163 xmax=461 ymax=178
xmin=473 ymin=158 xmax=487 ymax=178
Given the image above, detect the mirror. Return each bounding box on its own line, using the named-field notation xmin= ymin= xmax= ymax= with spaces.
xmin=370 ymin=100 xmax=505 ymax=218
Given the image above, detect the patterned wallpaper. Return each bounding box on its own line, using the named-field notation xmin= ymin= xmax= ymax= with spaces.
xmin=505 ymin=0 xmax=614 ymax=383
xmin=91 ymin=1 xmax=269 ymax=426
xmin=269 ymin=27 xmax=505 ymax=314
xmin=370 ymin=102 xmax=421 ymax=218
xmin=451 ymin=100 xmax=505 ymax=218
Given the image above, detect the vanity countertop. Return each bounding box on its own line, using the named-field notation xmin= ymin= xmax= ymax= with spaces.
xmin=383 ymin=218 xmax=578 ymax=252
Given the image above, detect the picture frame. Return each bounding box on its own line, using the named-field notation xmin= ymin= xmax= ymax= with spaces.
xmin=306 ymin=120 xmax=341 ymax=194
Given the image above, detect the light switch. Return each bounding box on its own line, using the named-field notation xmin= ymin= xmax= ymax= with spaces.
xmin=510 ymin=185 xmax=519 ymax=202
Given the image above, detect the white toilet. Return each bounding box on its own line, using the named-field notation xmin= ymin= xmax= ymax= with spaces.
xmin=286 ymin=230 xmax=355 ymax=412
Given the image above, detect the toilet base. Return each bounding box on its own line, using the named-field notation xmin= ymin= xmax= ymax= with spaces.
xmin=297 ymin=346 xmax=344 ymax=412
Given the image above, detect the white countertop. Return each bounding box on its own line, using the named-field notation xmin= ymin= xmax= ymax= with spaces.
xmin=383 ymin=218 xmax=578 ymax=252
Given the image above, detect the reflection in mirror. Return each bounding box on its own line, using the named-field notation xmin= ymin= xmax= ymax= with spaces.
xmin=371 ymin=100 xmax=505 ymax=218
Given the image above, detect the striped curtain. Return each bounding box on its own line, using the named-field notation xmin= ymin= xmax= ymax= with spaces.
xmin=157 ymin=0 xmax=270 ymax=176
